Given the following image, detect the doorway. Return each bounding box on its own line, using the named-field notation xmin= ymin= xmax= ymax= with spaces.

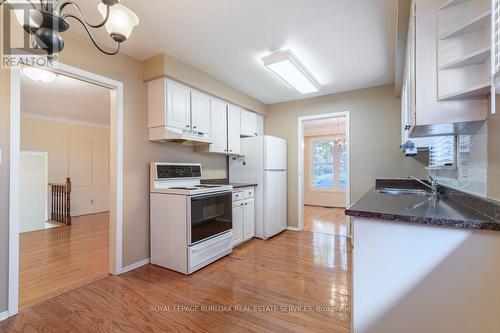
xmin=8 ymin=62 xmax=124 ymax=316
xmin=297 ymin=112 xmax=351 ymax=237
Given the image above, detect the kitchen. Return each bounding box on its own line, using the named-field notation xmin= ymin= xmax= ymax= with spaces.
xmin=0 ymin=1 xmax=499 ymax=332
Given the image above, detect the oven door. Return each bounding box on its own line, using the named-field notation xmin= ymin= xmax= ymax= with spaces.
xmin=188 ymin=191 xmax=232 ymax=245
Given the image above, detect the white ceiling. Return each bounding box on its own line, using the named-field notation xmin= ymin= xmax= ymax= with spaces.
xmin=71 ymin=0 xmax=398 ymax=104
xmin=20 ymin=72 xmax=111 ymax=125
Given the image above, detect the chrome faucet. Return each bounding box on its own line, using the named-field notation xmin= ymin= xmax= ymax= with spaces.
xmin=407 ymin=175 xmax=439 ymax=202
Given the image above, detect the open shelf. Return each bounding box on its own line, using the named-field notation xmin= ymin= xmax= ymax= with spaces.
xmin=438 ymin=82 xmax=490 ymax=101
xmin=439 ymin=0 xmax=472 ymax=11
xmin=439 ymin=11 xmax=491 ymax=40
xmin=439 ymin=47 xmax=491 ymax=70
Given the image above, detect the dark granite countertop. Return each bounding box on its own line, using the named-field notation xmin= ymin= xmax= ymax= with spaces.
xmin=201 ymin=179 xmax=257 ymax=189
xmin=345 ymin=179 xmax=500 ymax=232
xmin=230 ymin=183 xmax=258 ymax=189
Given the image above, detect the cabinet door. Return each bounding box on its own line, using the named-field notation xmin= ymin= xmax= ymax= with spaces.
xmin=232 ymin=203 xmax=244 ymax=246
xmin=227 ymin=105 xmax=241 ymax=155
xmin=240 ymin=110 xmax=257 ymax=137
xmin=209 ymin=99 xmax=228 ymax=153
xmin=255 ymin=114 xmax=264 ymax=136
xmin=243 ymin=199 xmax=255 ymax=240
xmin=166 ymin=80 xmax=191 ymax=130
xmin=191 ymin=91 xmax=211 ymax=135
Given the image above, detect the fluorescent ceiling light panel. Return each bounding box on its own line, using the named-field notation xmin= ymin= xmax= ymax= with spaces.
xmin=262 ymin=50 xmax=319 ymax=94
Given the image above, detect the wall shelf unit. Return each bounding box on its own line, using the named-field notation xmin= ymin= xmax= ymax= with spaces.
xmin=439 ymin=0 xmax=472 ymax=10
xmin=438 ymin=82 xmax=490 ymax=101
xmin=439 ymin=10 xmax=491 ymax=40
xmin=439 ymin=46 xmax=491 ymax=70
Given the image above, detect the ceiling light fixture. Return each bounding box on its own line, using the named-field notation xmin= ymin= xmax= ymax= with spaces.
xmin=1 ymin=0 xmax=139 ymax=60
xmin=262 ymin=50 xmax=320 ymax=94
xmin=22 ymin=66 xmax=57 ymax=83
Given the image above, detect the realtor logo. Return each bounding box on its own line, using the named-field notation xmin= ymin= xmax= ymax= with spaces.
xmin=1 ymin=0 xmax=54 ymax=69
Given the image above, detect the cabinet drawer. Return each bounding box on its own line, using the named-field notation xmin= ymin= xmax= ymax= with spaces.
xmin=232 ymin=191 xmax=243 ymax=202
xmin=243 ymin=188 xmax=254 ymax=199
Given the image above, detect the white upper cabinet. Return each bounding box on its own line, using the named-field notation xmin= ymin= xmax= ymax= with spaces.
xmin=240 ymin=109 xmax=257 ymax=137
xmin=402 ymin=0 xmax=488 ymax=137
xmin=166 ymin=80 xmax=191 ymax=130
xmin=227 ymin=105 xmax=241 ymax=155
xmin=255 ymin=114 xmax=264 ymax=136
xmin=208 ymin=98 xmax=228 ymax=154
xmin=191 ymin=90 xmax=211 ymax=135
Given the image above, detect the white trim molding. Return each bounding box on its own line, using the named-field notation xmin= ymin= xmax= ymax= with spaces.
xmin=9 ymin=61 xmax=124 ymax=318
xmin=297 ymin=112 xmax=351 ymax=237
xmin=121 ymin=258 xmax=151 ymax=274
xmin=286 ymin=226 xmax=301 ymax=232
xmin=0 ymin=311 xmax=9 ymax=321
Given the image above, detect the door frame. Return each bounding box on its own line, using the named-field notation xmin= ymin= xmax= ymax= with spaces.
xmin=297 ymin=111 xmax=351 ymax=236
xmin=9 ymin=61 xmax=124 ymax=316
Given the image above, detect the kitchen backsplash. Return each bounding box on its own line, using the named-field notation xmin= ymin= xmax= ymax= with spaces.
xmin=428 ymin=123 xmax=487 ymax=197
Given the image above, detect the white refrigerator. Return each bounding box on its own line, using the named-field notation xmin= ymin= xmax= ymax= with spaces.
xmin=229 ymin=136 xmax=287 ymax=239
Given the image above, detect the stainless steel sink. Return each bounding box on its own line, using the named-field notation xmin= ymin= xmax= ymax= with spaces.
xmin=376 ymin=188 xmax=432 ymax=197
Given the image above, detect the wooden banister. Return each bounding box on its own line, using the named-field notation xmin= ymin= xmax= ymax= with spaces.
xmin=49 ymin=177 xmax=72 ymax=225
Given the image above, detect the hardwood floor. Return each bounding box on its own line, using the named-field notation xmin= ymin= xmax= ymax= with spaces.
xmin=19 ymin=213 xmax=110 ymax=309
xmin=4 ymin=231 xmax=352 ymax=333
xmin=304 ymin=205 xmax=347 ymax=237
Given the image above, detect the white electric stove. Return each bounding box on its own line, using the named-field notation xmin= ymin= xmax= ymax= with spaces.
xmin=150 ymin=162 xmax=233 ymax=274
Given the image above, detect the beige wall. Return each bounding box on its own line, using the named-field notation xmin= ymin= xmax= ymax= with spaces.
xmin=265 ymin=84 xmax=427 ymax=227
xmin=21 ymin=117 xmax=111 ymax=217
xmin=489 ymin=99 xmax=500 ymax=201
xmin=143 ymin=54 xmax=268 ymax=115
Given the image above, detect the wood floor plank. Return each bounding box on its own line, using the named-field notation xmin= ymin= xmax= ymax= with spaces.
xmin=4 ymin=210 xmax=351 ymax=333
xmin=19 ymin=213 xmax=110 ymax=309
xmin=304 ymin=205 xmax=347 ymax=236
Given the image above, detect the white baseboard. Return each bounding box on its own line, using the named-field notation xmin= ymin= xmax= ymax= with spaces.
xmin=0 ymin=311 xmax=9 ymax=321
xmin=286 ymin=226 xmax=301 ymax=231
xmin=121 ymin=258 xmax=150 ymax=273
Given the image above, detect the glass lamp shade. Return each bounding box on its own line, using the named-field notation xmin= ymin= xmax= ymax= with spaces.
xmin=98 ymin=3 xmax=139 ymax=41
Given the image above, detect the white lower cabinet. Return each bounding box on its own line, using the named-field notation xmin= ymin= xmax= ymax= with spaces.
xmin=232 ymin=202 xmax=244 ymax=245
xmin=232 ymin=187 xmax=255 ymax=247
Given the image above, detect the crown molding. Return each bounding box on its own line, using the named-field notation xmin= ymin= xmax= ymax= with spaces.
xmin=21 ymin=111 xmax=110 ymax=129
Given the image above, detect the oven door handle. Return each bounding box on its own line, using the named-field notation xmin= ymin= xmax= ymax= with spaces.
xmin=190 ymin=191 xmax=232 ymax=201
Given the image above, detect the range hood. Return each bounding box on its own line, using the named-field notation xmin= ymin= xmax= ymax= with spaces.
xmin=149 ymin=126 xmax=213 ymax=146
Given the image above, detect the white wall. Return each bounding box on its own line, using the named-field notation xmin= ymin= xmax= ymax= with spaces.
xmin=353 ymin=218 xmax=500 ymax=333
xmin=429 ymin=123 xmax=487 ymax=197
xmin=19 ymin=152 xmax=47 ymax=233
xmin=21 ymin=117 xmax=110 ymax=217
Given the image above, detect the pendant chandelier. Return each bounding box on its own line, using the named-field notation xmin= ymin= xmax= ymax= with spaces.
xmin=1 ymin=0 xmax=139 ymax=59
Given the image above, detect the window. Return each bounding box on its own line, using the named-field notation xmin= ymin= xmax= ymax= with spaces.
xmin=312 ymin=140 xmax=334 ymax=189
xmin=311 ymin=138 xmax=347 ymax=190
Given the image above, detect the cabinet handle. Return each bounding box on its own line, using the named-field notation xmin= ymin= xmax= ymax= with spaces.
xmin=186 ymin=125 xmax=190 ymax=128
xmin=254 ymin=133 xmax=258 ymax=136
xmin=193 ymin=126 xmax=197 ymax=129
